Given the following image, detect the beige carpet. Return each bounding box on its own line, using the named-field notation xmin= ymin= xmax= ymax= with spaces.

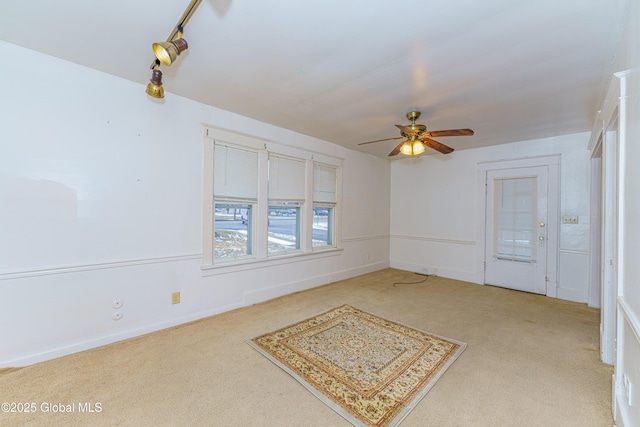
xmin=1 ymin=269 xmax=614 ymax=426
xmin=248 ymin=304 xmax=466 ymax=426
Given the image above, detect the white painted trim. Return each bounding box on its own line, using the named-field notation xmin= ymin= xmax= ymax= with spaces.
xmin=477 ymin=155 xmax=561 ymax=169
xmin=588 ymin=157 xmax=602 ymax=308
xmin=619 ymin=297 xmax=640 ymax=343
xmin=202 ymin=137 xmax=215 ymax=265
xmin=201 ymin=124 xmax=344 ymax=164
xmin=201 ymin=247 xmax=343 ymax=276
xmin=200 ymin=234 xmax=389 ymax=276
xmin=202 ymin=124 xmax=270 ymax=149
xmin=614 ymin=71 xmax=628 ymax=411
xmin=475 ymin=168 xmax=488 ymax=284
xmin=0 ymin=254 xmax=202 ymax=281
xmin=389 ymin=260 xmax=476 ymax=283
xmin=243 ymin=261 xmax=389 ymax=305
xmin=600 ymin=128 xmax=618 ymax=365
xmin=390 ymin=235 xmax=475 ymax=246
xmin=616 ymin=403 xmax=628 ymax=427
xmin=614 ymin=299 xmax=638 ymax=427
xmin=476 ymin=155 xmax=560 ymax=297
xmin=589 ymin=77 xmax=620 ymax=150
xmin=556 ymin=287 xmax=589 ymax=304
xmin=343 ymin=235 xmax=390 ymax=243
xmin=558 ymin=249 xmax=589 ymax=255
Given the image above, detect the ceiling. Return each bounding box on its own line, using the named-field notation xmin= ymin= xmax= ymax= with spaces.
xmin=0 ymin=0 xmax=628 ymax=158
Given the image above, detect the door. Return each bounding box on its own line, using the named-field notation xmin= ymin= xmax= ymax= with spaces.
xmin=485 ymin=166 xmax=548 ymax=294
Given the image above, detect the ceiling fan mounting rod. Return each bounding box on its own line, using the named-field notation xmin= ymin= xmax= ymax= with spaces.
xmin=407 ymin=111 xmax=421 ymax=122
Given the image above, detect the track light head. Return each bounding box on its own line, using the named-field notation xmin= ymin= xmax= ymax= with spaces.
xmin=152 ymin=38 xmax=188 ymax=66
xmin=145 ymin=68 xmax=164 ymax=98
xmin=145 ymin=0 xmax=203 ymax=99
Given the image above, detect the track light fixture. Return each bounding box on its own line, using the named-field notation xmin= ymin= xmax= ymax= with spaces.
xmin=145 ymin=62 xmax=164 ymax=98
xmin=153 ymin=31 xmax=189 ymax=66
xmin=145 ymin=0 xmax=203 ymax=99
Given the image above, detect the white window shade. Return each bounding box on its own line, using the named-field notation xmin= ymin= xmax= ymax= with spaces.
xmin=214 ymin=143 xmax=258 ymax=200
xmin=313 ymin=164 xmax=337 ymax=203
xmin=493 ymin=177 xmax=536 ymax=261
xmin=268 ymin=154 xmax=306 ymax=200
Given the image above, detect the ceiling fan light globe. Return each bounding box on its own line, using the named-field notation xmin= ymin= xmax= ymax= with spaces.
xmin=400 ymin=142 xmax=413 ymax=155
xmin=412 ymin=141 xmax=425 ymax=155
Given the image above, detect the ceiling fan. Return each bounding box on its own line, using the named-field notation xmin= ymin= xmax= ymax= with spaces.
xmin=358 ymin=111 xmax=474 ymax=156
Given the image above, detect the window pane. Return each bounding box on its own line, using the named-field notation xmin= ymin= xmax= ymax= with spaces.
xmin=268 ymin=203 xmax=300 ymax=253
xmin=214 ymin=143 xmax=258 ymax=200
xmin=313 ymin=164 xmax=337 ymax=203
xmin=268 ymin=154 xmax=306 ymax=200
xmin=493 ymin=177 xmax=536 ymax=261
xmin=214 ymin=203 xmax=253 ymax=259
xmin=312 ymin=206 xmax=334 ymax=247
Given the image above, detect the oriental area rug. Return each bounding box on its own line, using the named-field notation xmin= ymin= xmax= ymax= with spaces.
xmin=247 ymin=305 xmax=466 ymax=427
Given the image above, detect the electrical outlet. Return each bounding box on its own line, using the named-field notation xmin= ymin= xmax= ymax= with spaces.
xmin=171 ymin=292 xmax=181 ymax=305
xmin=562 ymin=215 xmax=579 ymax=224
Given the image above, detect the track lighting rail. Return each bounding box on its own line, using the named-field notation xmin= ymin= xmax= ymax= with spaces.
xmin=145 ymin=0 xmax=203 ymax=98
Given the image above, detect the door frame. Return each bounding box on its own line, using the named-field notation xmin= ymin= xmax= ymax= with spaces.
xmin=476 ymin=155 xmax=560 ymax=296
xmin=588 ymin=73 xmax=621 ymax=368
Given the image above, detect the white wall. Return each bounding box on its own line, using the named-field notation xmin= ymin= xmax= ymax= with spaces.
xmin=390 ymin=133 xmax=592 ymax=302
xmin=0 ymin=41 xmax=390 ymax=367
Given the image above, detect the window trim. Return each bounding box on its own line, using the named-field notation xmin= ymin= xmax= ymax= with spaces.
xmin=202 ymin=125 xmax=342 ymax=270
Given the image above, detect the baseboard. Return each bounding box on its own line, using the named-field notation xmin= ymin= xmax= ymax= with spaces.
xmin=1 ymin=301 xmax=245 ymax=368
xmin=615 ymin=390 xmax=629 ymax=427
xmin=243 ymin=261 xmax=389 ymax=305
xmin=556 ymin=286 xmax=588 ymax=303
xmin=388 ymin=261 xmax=476 ymax=283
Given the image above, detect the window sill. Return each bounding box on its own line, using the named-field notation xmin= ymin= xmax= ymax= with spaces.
xmin=201 ymin=247 xmax=343 ymax=276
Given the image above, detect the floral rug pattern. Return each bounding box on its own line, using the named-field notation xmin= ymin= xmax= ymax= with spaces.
xmin=248 ymin=305 xmax=466 ymax=427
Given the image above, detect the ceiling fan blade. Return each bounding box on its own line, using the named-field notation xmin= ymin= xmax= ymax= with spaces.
xmin=426 ymin=128 xmax=474 ymax=138
xmin=421 ymin=137 xmax=454 ymax=154
xmin=388 ymin=141 xmax=406 ymax=156
xmin=357 ymin=136 xmax=404 ymax=145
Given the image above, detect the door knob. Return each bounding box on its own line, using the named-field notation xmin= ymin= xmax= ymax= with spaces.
xmin=539 ymin=222 xmax=545 ymax=227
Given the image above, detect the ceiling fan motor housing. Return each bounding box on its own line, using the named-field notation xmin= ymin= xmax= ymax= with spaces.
xmin=404 ymin=111 xmax=426 ymax=136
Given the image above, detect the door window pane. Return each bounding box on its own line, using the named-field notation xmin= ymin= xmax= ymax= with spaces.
xmin=493 ymin=177 xmax=536 ymax=261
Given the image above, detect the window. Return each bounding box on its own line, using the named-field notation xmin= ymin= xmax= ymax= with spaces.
xmin=202 ymin=127 xmax=342 ymax=268
xmin=268 ymin=154 xmax=306 ymax=254
xmin=213 ymin=142 xmax=258 ymax=260
xmin=312 ymin=163 xmax=337 ymax=249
